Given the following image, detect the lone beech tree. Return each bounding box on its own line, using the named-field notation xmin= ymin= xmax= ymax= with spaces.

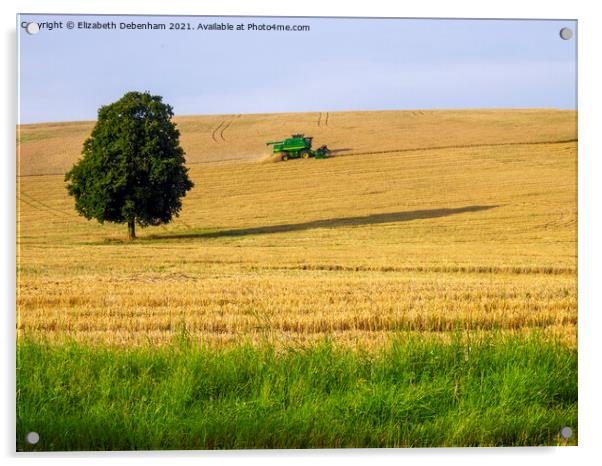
xmin=65 ymin=91 xmax=194 ymax=239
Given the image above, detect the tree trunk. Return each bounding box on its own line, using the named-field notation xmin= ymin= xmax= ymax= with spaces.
xmin=128 ymin=220 xmax=136 ymax=240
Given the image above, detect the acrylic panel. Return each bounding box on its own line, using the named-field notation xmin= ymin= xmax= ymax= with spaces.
xmin=16 ymin=14 xmax=577 ymax=451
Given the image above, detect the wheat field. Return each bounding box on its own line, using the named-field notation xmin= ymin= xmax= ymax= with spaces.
xmin=16 ymin=109 xmax=577 ymax=348
xmin=18 ymin=109 xmax=576 ymax=175
xmin=16 ymin=109 xmax=578 ymax=449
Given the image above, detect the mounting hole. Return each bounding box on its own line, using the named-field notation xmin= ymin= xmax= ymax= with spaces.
xmin=25 ymin=22 xmax=40 ymax=35
xmin=559 ymin=27 xmax=573 ymax=40
xmin=25 ymin=431 xmax=40 ymax=445
xmin=560 ymin=426 xmax=573 ymax=439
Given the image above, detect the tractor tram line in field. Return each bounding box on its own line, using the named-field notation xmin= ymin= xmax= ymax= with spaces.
xmin=210 ymin=115 xmax=240 ymax=143
xmin=317 ymin=112 xmax=329 ymax=128
xmin=219 ymin=114 xmax=240 ymax=142
xmin=210 ymin=120 xmax=226 ymax=143
xmin=341 ymin=138 xmax=578 ymax=159
xmin=18 ymin=191 xmax=72 ymax=219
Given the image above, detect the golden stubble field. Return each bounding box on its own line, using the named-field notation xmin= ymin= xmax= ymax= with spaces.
xmin=16 ymin=109 xmax=577 ymax=348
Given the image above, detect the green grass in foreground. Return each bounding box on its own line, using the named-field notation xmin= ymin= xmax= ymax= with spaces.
xmin=17 ymin=333 xmax=577 ymax=450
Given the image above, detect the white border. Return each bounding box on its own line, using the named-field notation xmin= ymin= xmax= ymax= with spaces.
xmin=3 ymin=1 xmax=600 ymax=465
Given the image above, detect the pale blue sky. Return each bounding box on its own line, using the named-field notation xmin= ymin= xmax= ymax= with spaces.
xmin=17 ymin=15 xmax=577 ymax=124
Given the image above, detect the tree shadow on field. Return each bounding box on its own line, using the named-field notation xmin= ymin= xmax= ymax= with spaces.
xmin=149 ymin=205 xmax=498 ymax=241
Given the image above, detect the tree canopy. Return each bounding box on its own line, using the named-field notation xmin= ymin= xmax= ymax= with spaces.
xmin=65 ymin=91 xmax=194 ymax=239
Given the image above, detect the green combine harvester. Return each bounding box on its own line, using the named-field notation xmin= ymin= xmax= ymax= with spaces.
xmin=266 ymin=134 xmax=330 ymax=161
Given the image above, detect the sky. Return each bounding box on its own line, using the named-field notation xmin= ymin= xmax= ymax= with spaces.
xmin=17 ymin=15 xmax=577 ymax=124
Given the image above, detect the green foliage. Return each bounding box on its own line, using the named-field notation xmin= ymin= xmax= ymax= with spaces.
xmin=17 ymin=334 xmax=577 ymax=450
xmin=65 ymin=92 xmax=193 ymax=237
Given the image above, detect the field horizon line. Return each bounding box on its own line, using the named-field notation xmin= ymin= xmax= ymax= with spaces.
xmin=17 ymin=107 xmax=577 ymax=127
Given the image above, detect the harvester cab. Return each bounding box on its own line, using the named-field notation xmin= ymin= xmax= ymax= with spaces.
xmin=266 ymin=134 xmax=330 ymax=161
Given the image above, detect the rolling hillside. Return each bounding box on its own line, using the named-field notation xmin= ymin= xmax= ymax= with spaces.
xmin=17 ymin=109 xmax=576 ymax=176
